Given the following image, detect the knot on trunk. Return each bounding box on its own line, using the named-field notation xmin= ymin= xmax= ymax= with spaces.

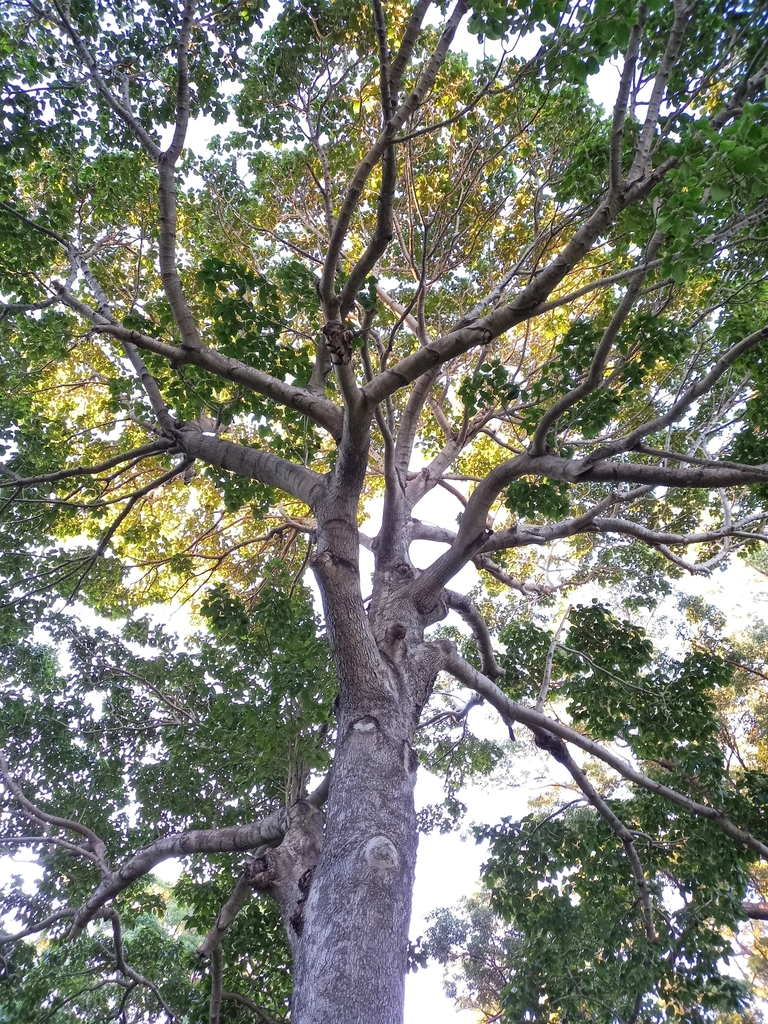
xmin=322 ymin=320 xmax=353 ymax=364
xmin=244 ymin=801 xmax=324 ymax=945
xmin=533 ymin=727 xmax=569 ymax=763
xmin=351 ymin=715 xmax=380 ymax=735
xmin=363 ymin=835 xmax=399 ymax=875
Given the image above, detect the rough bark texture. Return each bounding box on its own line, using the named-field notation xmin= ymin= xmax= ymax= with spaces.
xmin=264 ymin=488 xmax=452 ymax=1022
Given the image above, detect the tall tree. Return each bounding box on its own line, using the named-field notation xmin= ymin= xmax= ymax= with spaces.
xmin=2 ymin=0 xmax=768 ymax=1021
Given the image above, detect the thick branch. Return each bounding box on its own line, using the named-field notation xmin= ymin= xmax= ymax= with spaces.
xmin=743 ymin=902 xmax=768 ymax=921
xmin=364 ymin=162 xmax=674 ymax=407
xmin=68 ymin=809 xmax=288 ymax=937
xmin=372 ymin=0 xmax=393 ymax=122
xmin=152 ymin=0 xmax=202 ymax=350
xmin=396 ymin=368 xmax=442 ymax=487
xmin=91 ymin=322 xmax=343 ymax=439
xmin=536 ymin=451 xmax=768 ymax=489
xmin=165 ymin=0 xmax=195 ymax=164
xmin=444 ymin=589 xmax=503 ymax=679
xmin=389 ymin=0 xmax=432 ymax=96
xmin=175 ymin=429 xmax=325 ymax=508
xmin=209 ymin=944 xmax=223 ymax=1024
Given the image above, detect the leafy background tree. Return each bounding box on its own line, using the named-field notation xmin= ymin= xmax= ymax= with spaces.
xmin=1 ymin=0 xmax=768 ymax=1020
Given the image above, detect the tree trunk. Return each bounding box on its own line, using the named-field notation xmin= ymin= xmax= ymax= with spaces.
xmin=245 ymin=478 xmax=453 ymax=1023
xmin=290 ymin=678 xmax=420 ymax=1024
xmin=282 ymin=542 xmax=447 ymax=1021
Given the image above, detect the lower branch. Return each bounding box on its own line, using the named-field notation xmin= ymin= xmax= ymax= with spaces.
xmin=175 ymin=426 xmax=325 ymax=508
xmin=444 ymin=589 xmax=503 ymax=679
xmin=0 ymin=908 xmax=75 ymax=944
xmin=244 ymin=801 xmax=324 ymax=953
xmin=197 ymin=873 xmax=252 ymax=958
xmin=221 ymin=990 xmax=282 ymax=1024
xmin=445 ymin=652 xmax=768 ymax=860
xmin=0 ymin=439 xmax=174 ymax=490
xmin=209 ymin=944 xmax=223 ymax=1024
xmin=0 ymin=752 xmax=110 ymax=874
xmin=69 ymin=808 xmax=288 ymax=937
xmin=199 ymin=776 xmax=330 ymax=958
xmin=103 ymin=907 xmax=178 ymax=1019
xmin=535 ymin=606 xmax=571 ymax=712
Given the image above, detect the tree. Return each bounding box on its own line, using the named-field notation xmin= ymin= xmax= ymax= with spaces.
xmin=422 ymin=596 xmax=768 ymax=1023
xmin=1 ymin=0 xmax=768 ymax=1020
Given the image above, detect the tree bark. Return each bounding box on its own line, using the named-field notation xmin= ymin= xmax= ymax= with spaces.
xmin=289 ymin=676 xmax=419 ymax=1024
xmin=269 ymin=527 xmax=448 ymax=1023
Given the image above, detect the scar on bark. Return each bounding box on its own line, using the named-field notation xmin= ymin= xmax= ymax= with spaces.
xmin=532 ymin=726 xmax=569 ymax=763
xmin=244 ymin=801 xmax=323 ymax=942
xmin=322 ymin=320 xmax=353 ymax=364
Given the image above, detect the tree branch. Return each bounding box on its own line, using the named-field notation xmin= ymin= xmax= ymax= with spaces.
xmin=530 ymin=231 xmax=664 ymax=456
xmin=589 ymin=515 xmax=768 ymax=550
xmin=165 ymin=0 xmax=195 ymax=164
xmin=0 ymin=752 xmax=110 ymax=874
xmin=445 ymin=651 xmax=768 ymax=861
xmin=610 ymin=3 xmax=648 ymax=192
xmin=68 ymin=809 xmax=288 ymax=938
xmin=443 ymin=589 xmax=503 ymax=679
xmin=319 ymin=0 xmax=469 ymax=314
xmin=0 ymin=440 xmax=174 ymax=489
xmin=197 ymin=873 xmax=252 ymax=958
xmin=536 ymin=605 xmax=570 ymax=712
xmin=52 ymin=0 xmax=161 ymax=158
xmin=0 ymin=908 xmax=76 ymax=945
xmin=388 ymin=0 xmax=432 ymax=97
xmin=533 ymin=451 xmax=768 ymax=490
xmin=575 ymin=323 xmax=768 ymax=471
xmin=627 ymin=0 xmax=690 ymax=182
xmin=372 ymin=0 xmax=393 ymax=123
xmin=743 ymin=902 xmax=768 ymax=921
xmin=103 ymin=907 xmax=179 ymax=1019
xmin=364 ymin=160 xmax=675 ymax=407
xmin=90 ymin=322 xmax=344 ymax=439
xmin=63 ymin=460 xmax=196 ymax=602
xmin=209 ymin=943 xmax=223 ymax=1024
xmin=175 ymin=428 xmax=325 ymax=507
xmin=543 ymin=740 xmax=657 ymax=942
xmin=221 ymin=990 xmax=282 ymax=1024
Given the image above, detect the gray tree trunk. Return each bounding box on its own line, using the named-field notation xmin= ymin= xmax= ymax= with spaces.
xmin=249 ymin=487 xmax=450 ymax=1023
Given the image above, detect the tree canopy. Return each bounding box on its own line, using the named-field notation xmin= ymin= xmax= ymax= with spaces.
xmin=1 ymin=0 xmax=768 ymax=1021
